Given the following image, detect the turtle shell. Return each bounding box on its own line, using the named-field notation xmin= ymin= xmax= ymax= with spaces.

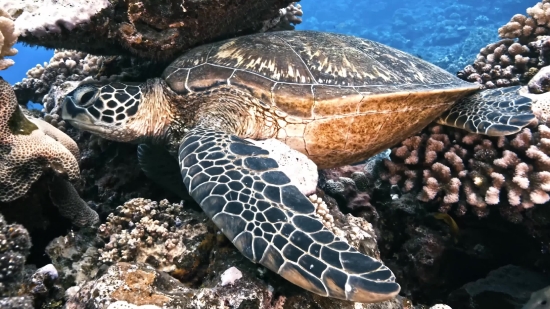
xmin=162 ymin=31 xmax=479 ymax=168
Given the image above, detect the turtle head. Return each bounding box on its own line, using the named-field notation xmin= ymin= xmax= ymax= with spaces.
xmin=62 ymin=79 xmax=179 ymax=143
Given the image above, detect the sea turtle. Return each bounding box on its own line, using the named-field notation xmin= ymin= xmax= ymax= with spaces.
xmin=60 ymin=30 xmax=535 ymax=303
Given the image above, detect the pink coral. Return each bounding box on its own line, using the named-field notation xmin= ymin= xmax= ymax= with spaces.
xmin=382 ymin=124 xmax=550 ymax=222
xmin=499 ymin=1 xmax=550 ymax=41
xmin=459 ymin=2 xmax=550 ymax=89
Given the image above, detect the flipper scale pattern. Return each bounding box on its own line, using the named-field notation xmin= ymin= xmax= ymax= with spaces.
xmin=178 ymin=127 xmax=400 ymax=303
xmin=438 ymin=86 xmax=536 ymax=136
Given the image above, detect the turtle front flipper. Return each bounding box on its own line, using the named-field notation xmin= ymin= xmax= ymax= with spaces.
xmin=178 ymin=127 xmax=400 ymax=303
xmin=437 ymin=86 xmax=536 ymax=136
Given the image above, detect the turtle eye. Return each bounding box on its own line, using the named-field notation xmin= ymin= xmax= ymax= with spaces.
xmin=74 ymin=87 xmax=98 ymax=107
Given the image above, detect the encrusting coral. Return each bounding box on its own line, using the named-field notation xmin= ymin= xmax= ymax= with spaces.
xmin=0 ymin=212 xmax=31 ymax=296
xmin=0 ymin=78 xmax=99 ymax=226
xmin=97 ymin=198 xmax=208 ymax=273
xmin=0 ymin=9 xmax=18 ymax=70
xmin=382 ymin=123 xmax=550 ymax=222
xmin=61 ymin=197 xmax=400 ymax=309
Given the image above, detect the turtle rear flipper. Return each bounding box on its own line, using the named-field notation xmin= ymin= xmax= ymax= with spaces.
xmin=437 ymin=86 xmax=536 ymax=136
xmin=178 ymin=127 xmax=400 ymax=303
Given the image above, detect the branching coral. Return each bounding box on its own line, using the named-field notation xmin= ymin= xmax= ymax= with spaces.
xmin=457 ymin=39 xmax=529 ymax=88
xmin=13 ymin=49 xmax=160 ymax=118
xmin=0 ymin=9 xmax=19 ymax=70
xmin=382 ymin=123 xmax=550 ymax=222
xmin=498 ymin=0 xmax=550 ymax=42
xmin=459 ymin=1 xmax=550 ymax=88
xmin=261 ymin=2 xmax=303 ymax=31
xmin=13 ymin=50 xmax=105 ymax=107
xmin=0 ymin=78 xmax=98 ymax=226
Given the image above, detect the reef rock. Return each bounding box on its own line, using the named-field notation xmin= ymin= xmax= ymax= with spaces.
xmin=55 ymin=198 xmax=401 ymax=309
xmin=65 ymin=262 xmax=403 ymax=309
xmin=4 ymin=0 xmax=301 ymax=60
xmin=447 ymin=265 xmax=550 ymax=309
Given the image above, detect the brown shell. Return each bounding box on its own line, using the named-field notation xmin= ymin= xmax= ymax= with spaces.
xmin=162 ymin=31 xmax=479 ymax=169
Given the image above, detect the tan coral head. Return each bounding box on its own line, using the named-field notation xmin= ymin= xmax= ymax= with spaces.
xmin=62 ymin=79 xmax=175 ymax=143
xmin=0 ymin=78 xmax=80 ymax=202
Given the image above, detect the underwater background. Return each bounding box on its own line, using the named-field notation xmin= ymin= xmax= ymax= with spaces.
xmin=3 ymin=0 xmax=529 ymax=86
xmin=0 ymin=0 xmax=549 ymax=308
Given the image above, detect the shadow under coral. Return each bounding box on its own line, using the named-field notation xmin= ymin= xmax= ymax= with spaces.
xmin=0 ymin=174 xmax=75 ymax=267
xmin=368 ymin=189 xmax=548 ymax=305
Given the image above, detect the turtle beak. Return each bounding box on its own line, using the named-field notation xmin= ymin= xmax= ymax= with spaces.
xmin=61 ymin=95 xmax=124 ymax=139
xmin=61 ymin=95 xmax=101 ymax=133
xmin=61 ymin=95 xmax=92 ymax=125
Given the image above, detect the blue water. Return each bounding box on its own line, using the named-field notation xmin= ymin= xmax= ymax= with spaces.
xmin=3 ymin=44 xmax=53 ymax=85
xmin=3 ymin=0 xmax=529 ymax=86
xmin=296 ymin=0 xmax=529 ymax=72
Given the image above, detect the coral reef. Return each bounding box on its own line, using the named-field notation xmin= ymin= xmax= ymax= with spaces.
xmin=522 ymin=69 xmax=550 ymax=124
xmin=5 ymin=0 xmax=297 ymax=60
xmin=5 ymin=0 xmax=110 ymax=38
xmin=45 ymin=229 xmax=102 ymax=287
xmin=310 ymin=192 xmax=382 ymax=259
xmin=370 ymin=191 xmax=546 ymax=305
xmin=13 ymin=49 xmax=161 ymax=110
xmin=0 ymin=297 xmax=34 ymax=309
xmin=97 ymin=198 xmax=207 ymax=273
xmin=48 ymin=176 xmax=100 ymax=227
xmin=447 ymin=265 xmax=550 ymax=308
xmin=0 ymin=78 xmax=77 ymax=202
xmin=319 ymin=152 xmax=390 ymax=225
xmin=498 ymin=0 xmax=550 ymax=42
xmin=65 ymin=262 xmax=404 ymax=309
xmin=382 ymin=123 xmax=550 ymax=222
xmin=0 ymin=9 xmax=18 ymax=70
xmin=458 ymin=1 xmax=550 ymax=88
xmin=321 ymin=165 xmax=374 ymax=212
xmin=27 ymin=264 xmax=59 ymax=296
xmin=62 ymin=262 xmax=284 ymax=309
xmin=71 ymin=131 xmax=179 ymax=218
xmin=0 ymin=212 xmax=31 ymax=296
xmin=4 ymin=1 xmax=550 ymax=308
xmin=457 ymin=39 xmax=528 ymax=88
xmin=52 ymin=197 xmax=403 ymax=308
xmin=261 ymin=2 xmax=303 ymax=32
xmin=0 ymin=78 xmax=99 ymax=227
xmin=219 ymin=266 xmax=243 ymax=286
xmin=13 ymin=50 xmax=104 ymax=107
xmin=21 ymin=263 xmax=65 ymax=308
